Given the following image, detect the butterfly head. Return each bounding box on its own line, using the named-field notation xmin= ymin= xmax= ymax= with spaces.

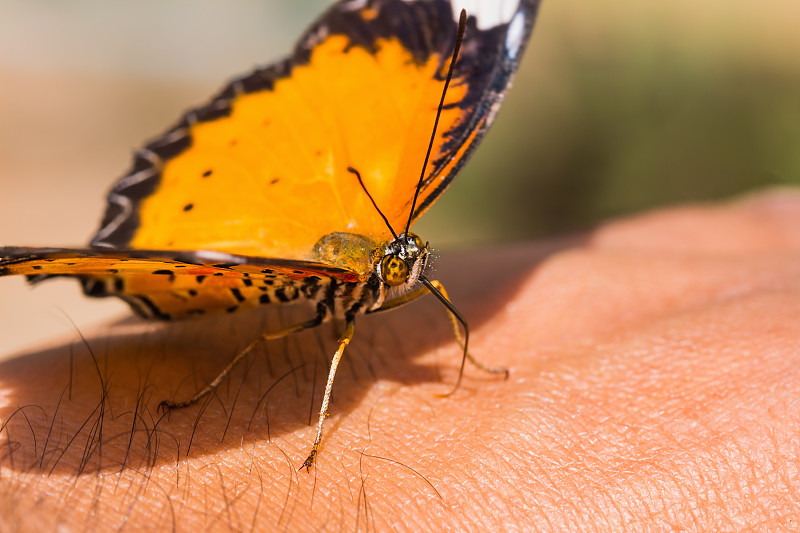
xmin=378 ymin=232 xmax=429 ymax=288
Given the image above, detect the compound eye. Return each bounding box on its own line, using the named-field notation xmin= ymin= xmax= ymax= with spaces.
xmin=380 ymin=254 xmax=408 ymax=286
xmin=409 ymin=233 xmax=425 ymax=252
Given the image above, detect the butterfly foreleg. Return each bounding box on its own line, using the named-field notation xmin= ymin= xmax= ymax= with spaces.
xmin=158 ymin=309 xmax=326 ymax=413
xmin=368 ymin=279 xmax=508 ymax=394
xmin=424 ymin=280 xmax=509 ymax=381
xmin=300 ymin=318 xmax=355 ymax=471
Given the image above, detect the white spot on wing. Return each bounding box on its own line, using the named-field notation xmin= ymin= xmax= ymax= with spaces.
xmin=505 ymin=9 xmax=526 ymax=59
xmin=195 ymin=250 xmax=241 ymax=263
xmin=451 ymin=0 xmax=517 ymax=30
xmin=402 ymin=0 xmax=518 ymax=30
xmin=341 ymin=0 xmax=369 ymax=10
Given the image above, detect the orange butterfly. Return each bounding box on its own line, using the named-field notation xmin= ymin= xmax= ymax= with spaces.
xmin=0 ymin=0 xmax=539 ymax=469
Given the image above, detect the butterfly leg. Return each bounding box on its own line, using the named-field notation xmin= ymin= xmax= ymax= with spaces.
xmin=300 ymin=318 xmax=355 ymax=471
xmin=424 ymin=280 xmax=509 ymax=380
xmin=159 ymin=312 xmax=325 ymax=412
xmin=371 ymin=280 xmax=508 ymax=392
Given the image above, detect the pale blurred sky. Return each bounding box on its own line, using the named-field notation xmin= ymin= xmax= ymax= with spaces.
xmin=0 ymin=1 xmax=328 ymax=80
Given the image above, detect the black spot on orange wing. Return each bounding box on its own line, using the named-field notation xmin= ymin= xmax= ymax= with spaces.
xmin=152 ymin=269 xmax=176 ymax=281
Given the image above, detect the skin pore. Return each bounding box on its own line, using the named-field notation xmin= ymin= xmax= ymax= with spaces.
xmin=1 ymin=188 xmax=799 ymax=531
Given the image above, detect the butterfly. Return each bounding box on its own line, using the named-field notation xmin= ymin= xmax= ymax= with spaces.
xmin=0 ymin=0 xmax=540 ymax=470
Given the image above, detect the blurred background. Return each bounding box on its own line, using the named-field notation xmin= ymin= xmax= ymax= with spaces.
xmin=1 ymin=0 xmax=799 ymax=352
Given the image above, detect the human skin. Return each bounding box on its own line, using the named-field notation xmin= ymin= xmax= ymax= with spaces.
xmin=0 ymin=188 xmax=799 ymax=531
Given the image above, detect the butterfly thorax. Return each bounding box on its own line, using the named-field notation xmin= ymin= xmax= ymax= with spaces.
xmin=311 ymin=232 xmax=384 ymax=279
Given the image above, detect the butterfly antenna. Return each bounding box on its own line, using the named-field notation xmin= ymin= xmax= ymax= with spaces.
xmin=404 ymin=9 xmax=467 ymax=236
xmin=348 ymin=166 xmax=397 ymax=239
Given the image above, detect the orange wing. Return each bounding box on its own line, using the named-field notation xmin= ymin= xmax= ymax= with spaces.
xmin=90 ymin=0 xmax=540 ymax=278
xmin=0 ymin=247 xmax=355 ymax=320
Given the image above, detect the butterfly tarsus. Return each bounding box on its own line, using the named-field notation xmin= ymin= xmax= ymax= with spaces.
xmin=299 ymin=319 xmax=355 ymax=471
xmin=157 ymin=313 xmax=325 ymax=415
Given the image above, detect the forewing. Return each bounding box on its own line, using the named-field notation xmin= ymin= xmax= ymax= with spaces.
xmin=90 ymin=0 xmax=541 ymax=270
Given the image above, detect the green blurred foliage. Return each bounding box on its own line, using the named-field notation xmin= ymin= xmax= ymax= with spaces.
xmin=417 ymin=2 xmax=800 ymax=247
